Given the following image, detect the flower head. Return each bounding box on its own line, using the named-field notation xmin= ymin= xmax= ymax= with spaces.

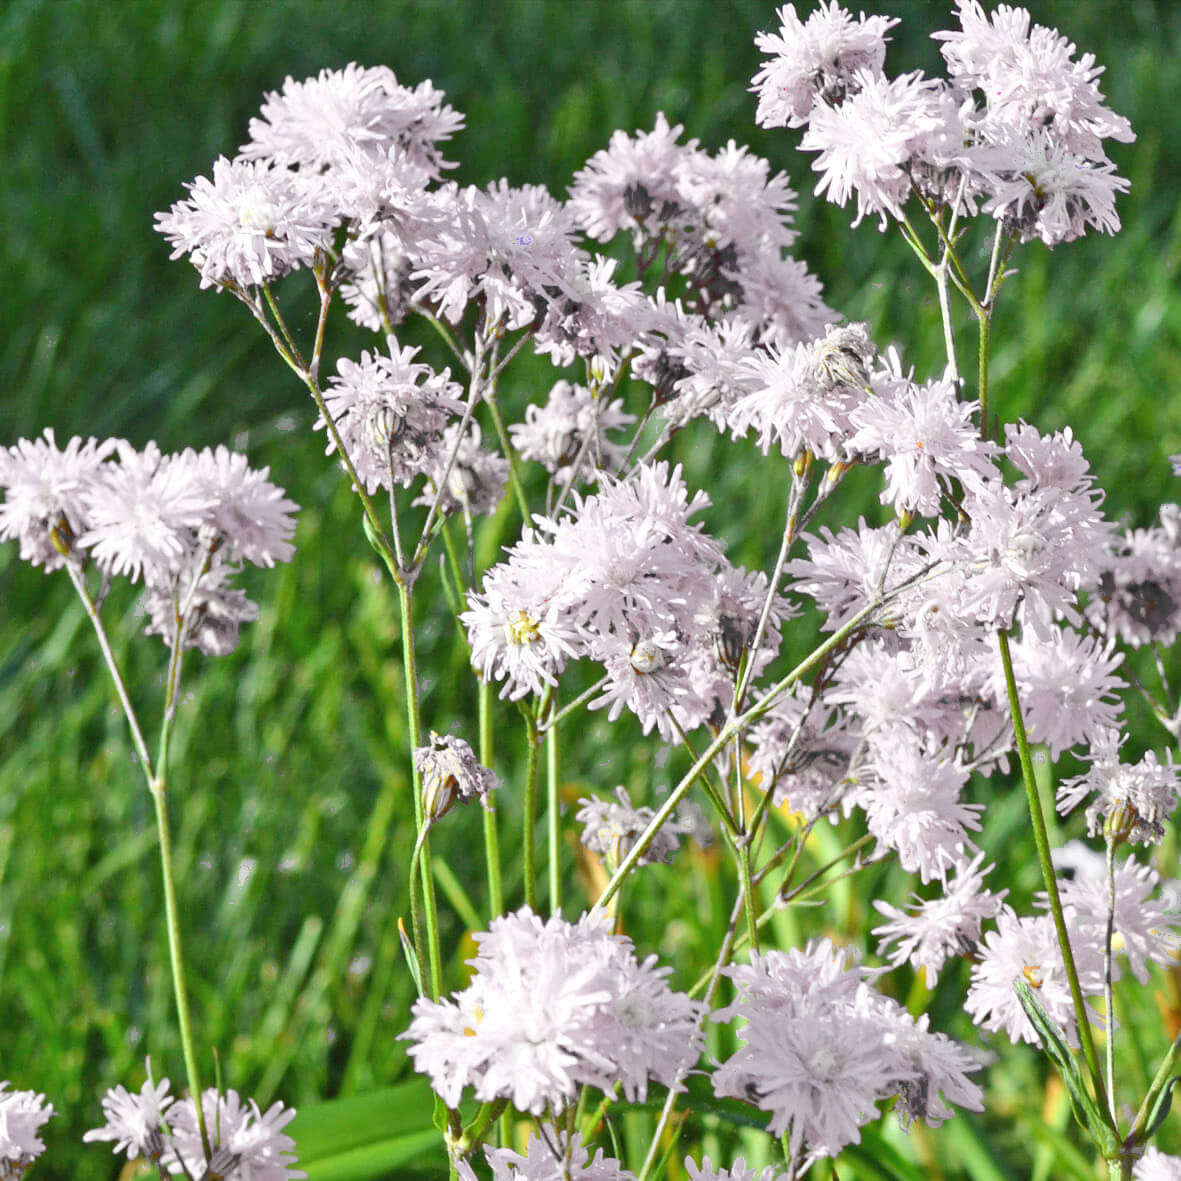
xmin=155 ymin=157 xmax=337 ymax=290
xmin=751 ymin=2 xmax=899 ymax=129
xmin=166 ymin=1089 xmax=304 ymax=1181
xmin=0 ymin=1082 xmax=54 ymax=1177
xmin=0 ymin=429 xmax=116 ymax=569
xmin=84 ymin=1076 xmax=173 ymax=1163
xmin=402 ymin=908 xmax=704 ymax=1114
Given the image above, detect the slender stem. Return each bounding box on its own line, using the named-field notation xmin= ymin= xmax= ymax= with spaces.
xmin=637 ymin=885 xmax=747 ymax=1181
xmin=537 ymin=676 xmax=609 ymax=732
xmin=150 ymin=775 xmax=211 ymax=1158
xmin=1103 ymin=834 xmax=1120 ymax=1128
xmin=521 ymin=700 xmax=542 ymax=911
xmin=62 ymin=558 xmax=211 ymax=1155
xmin=63 ymin=561 xmax=154 ymax=771
xmin=996 ymin=628 xmax=1109 ymax=1115
xmin=546 ymin=695 xmax=562 ymax=915
xmin=397 ymin=579 xmax=443 ymax=999
xmin=734 ymin=467 xmax=808 ymax=711
xmin=478 ymin=679 xmax=504 ymax=920
xmin=934 ymin=253 xmax=960 ymax=383
xmin=978 ymin=302 xmax=993 ymax=440
xmin=410 ymin=333 xmax=489 ymax=572
xmin=732 ymin=826 xmax=760 ymax=956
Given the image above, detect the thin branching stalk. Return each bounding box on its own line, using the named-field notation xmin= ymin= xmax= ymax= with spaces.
xmin=592 ymin=602 xmax=879 ymax=915
xmin=63 ymin=558 xmax=212 ymax=1157
xmin=997 ymin=628 xmax=1111 ymax=1120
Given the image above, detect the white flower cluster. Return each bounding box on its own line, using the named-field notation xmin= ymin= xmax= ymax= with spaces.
xmin=752 ymin=0 xmax=1134 ymax=245
xmin=84 ymin=1077 xmax=303 ymax=1181
xmin=462 ymin=462 xmax=795 ymax=739
xmin=402 ymin=907 xmax=705 ymax=1115
xmin=964 ymin=851 xmax=1178 ymax=1046
xmin=0 ymin=1082 xmax=54 ymax=1178
xmin=711 ymin=940 xmax=985 ymax=1168
xmin=0 ymin=431 xmax=298 ymax=656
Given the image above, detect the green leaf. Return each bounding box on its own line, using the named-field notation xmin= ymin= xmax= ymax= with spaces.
xmin=1014 ymin=978 xmax=1118 ymax=1158
xmin=301 ymin=1131 xmax=445 ymax=1181
xmin=289 ymin=1081 xmax=440 ymax=1165
xmin=1138 ymin=1072 xmax=1178 ymax=1144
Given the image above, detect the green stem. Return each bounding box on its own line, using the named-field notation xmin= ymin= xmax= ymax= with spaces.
xmin=996 ymin=628 xmax=1110 ymax=1117
xmin=546 ymin=697 xmax=562 ymax=915
xmin=150 ymin=776 xmax=210 ymax=1157
xmin=483 ymin=387 xmax=531 ymax=523
xmin=479 ymin=679 xmax=504 ymax=920
xmin=1104 ymin=834 xmax=1119 ymax=1128
xmin=521 ymin=700 xmax=543 ymax=911
xmin=62 ymin=559 xmax=211 ymax=1156
xmin=978 ymin=304 xmax=993 ymax=440
xmin=397 ymin=579 xmax=443 ymax=999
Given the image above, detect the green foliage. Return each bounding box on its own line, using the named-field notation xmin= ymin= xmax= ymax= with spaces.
xmin=1 ymin=2 xmax=1180 ymax=1179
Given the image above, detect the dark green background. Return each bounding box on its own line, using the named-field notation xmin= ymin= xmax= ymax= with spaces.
xmin=1 ymin=2 xmax=1179 ymax=1178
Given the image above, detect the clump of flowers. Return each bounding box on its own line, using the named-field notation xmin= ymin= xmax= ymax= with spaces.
xmin=402 ymin=907 xmax=704 ymax=1114
xmin=85 ymin=1077 xmax=303 ymax=1181
xmin=712 ymin=940 xmax=984 ymax=1169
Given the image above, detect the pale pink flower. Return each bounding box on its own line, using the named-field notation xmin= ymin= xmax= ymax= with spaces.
xmin=509 ymin=380 xmax=634 ymax=485
xmin=0 ymin=1082 xmax=54 ymax=1176
xmin=239 ymin=64 xmax=463 ymax=178
xmin=317 ymin=346 xmax=465 ymax=494
xmin=84 ymin=1076 xmax=173 ymax=1163
xmin=848 ymin=370 xmax=997 ymax=515
xmin=751 ymin=2 xmax=899 ymax=129
xmin=802 ymin=71 xmax=944 ymax=229
xmin=460 ymin=1130 xmax=633 ymax=1181
xmin=567 ymin=113 xmax=697 ymax=243
xmin=978 ymin=126 xmax=1128 ymax=247
xmin=155 ymin=157 xmax=337 ymax=290
xmin=860 ymin=742 xmax=983 ymax=882
xmin=934 ymin=0 xmax=1134 ymax=159
xmin=140 ymin=564 xmax=260 ymax=658
xmin=965 ymin=909 xmax=1103 ymax=1047
xmin=1134 ymin=1147 xmax=1181 ymax=1180
xmin=412 ymin=423 xmax=509 ymax=518
xmin=1045 ymin=856 xmax=1179 ymax=985
xmin=873 ymin=852 xmax=1007 ymax=987
xmin=1000 ymin=626 xmax=1125 ymax=759
xmin=403 ymin=908 xmax=703 ymax=1114
xmin=686 ymin=1157 xmax=786 ymax=1181
xmin=0 ymin=429 xmax=117 ymax=570
xmin=1058 ymin=729 xmax=1180 ymax=845
xmin=166 ymin=1089 xmax=304 ymax=1181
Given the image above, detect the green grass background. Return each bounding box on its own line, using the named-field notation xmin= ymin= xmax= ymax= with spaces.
xmin=1 ymin=1 xmax=1180 ymax=1178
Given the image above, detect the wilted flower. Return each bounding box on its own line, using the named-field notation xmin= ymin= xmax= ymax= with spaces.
xmin=414 ymin=731 xmax=500 ymax=818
